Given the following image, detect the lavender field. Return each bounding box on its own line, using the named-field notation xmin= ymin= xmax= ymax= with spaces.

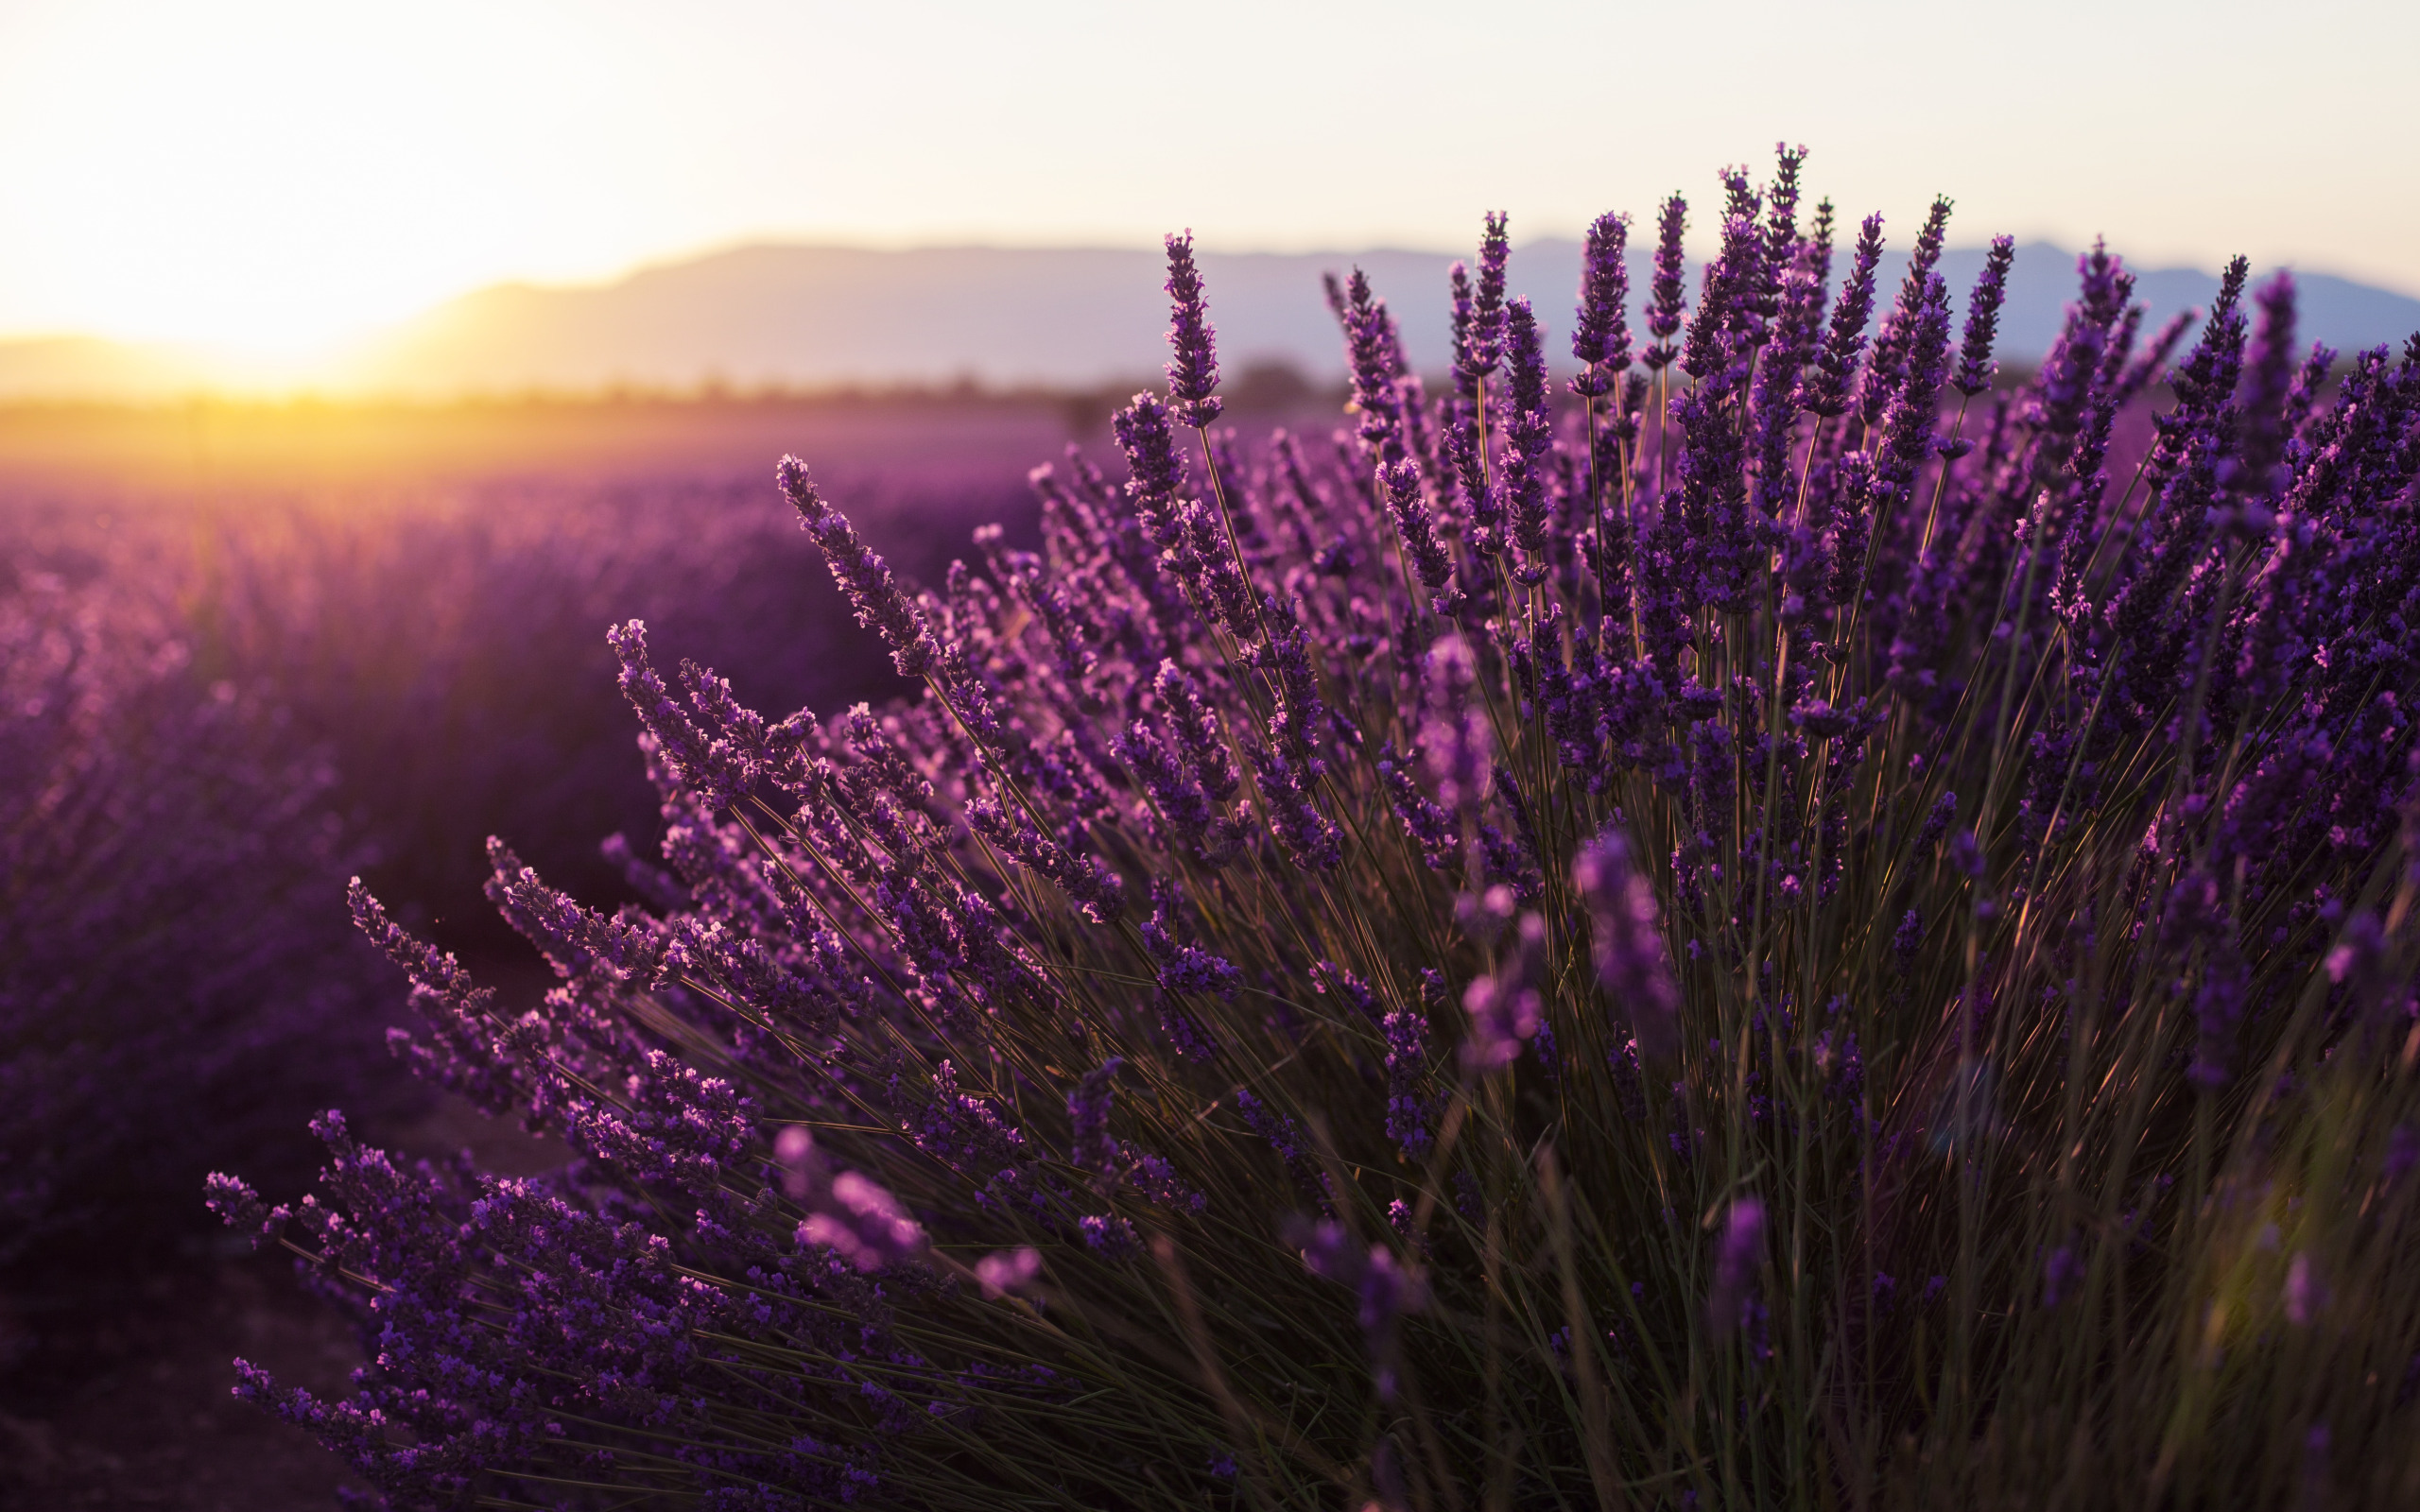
xmin=8 ymin=147 xmax=2420 ymax=1510
xmin=0 ymin=392 xmax=1098 ymax=1500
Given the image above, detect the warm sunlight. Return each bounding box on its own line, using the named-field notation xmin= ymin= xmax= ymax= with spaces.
xmin=4 ymin=0 xmax=2413 ymax=361
xmin=1 ymin=0 xmax=654 ymax=350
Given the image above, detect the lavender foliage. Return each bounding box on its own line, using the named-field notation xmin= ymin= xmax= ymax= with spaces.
xmin=226 ymin=155 xmax=2420 ymax=1511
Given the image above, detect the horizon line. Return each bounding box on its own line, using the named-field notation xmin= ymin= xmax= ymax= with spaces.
xmin=7 ymin=233 xmax=2411 ymax=356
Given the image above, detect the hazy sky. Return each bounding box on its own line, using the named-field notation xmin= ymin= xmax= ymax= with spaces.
xmin=3 ymin=0 xmax=2413 ymax=350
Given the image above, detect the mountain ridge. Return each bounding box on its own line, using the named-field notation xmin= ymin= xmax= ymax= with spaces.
xmin=6 ymin=240 xmax=2414 ymax=400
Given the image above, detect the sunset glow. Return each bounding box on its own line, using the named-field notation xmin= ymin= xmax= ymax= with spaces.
xmin=2 ymin=0 xmax=2414 ymax=353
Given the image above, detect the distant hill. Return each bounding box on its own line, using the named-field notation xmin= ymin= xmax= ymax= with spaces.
xmin=5 ymin=241 xmax=2415 ymax=400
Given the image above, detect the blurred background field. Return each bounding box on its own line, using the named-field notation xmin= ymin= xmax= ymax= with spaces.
xmin=0 ymin=391 xmax=1083 ymax=944
xmin=0 ymin=386 xmax=1144 ymax=1503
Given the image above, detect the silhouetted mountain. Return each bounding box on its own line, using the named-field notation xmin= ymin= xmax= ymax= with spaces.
xmin=5 ymin=241 xmax=2414 ymax=400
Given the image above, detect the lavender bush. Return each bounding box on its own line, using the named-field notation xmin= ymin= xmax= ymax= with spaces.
xmin=225 ymin=152 xmax=2420 ymax=1508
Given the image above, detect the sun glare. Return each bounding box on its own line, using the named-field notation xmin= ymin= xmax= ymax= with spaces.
xmin=1 ymin=1 xmax=643 ymax=353
xmin=0 ymin=0 xmax=2411 ymax=368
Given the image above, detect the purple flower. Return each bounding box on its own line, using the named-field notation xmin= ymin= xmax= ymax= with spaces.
xmin=1878 ymin=272 xmax=1953 ymax=476
xmin=1080 ymin=1212 xmax=1142 ymax=1258
xmin=2043 ymin=1244 xmax=2083 ymax=1308
xmin=1068 ymin=1057 xmax=1124 ymax=1184
xmin=1462 ymin=914 xmax=1547 ymax=1069
xmin=1162 ymin=231 xmax=1222 ymax=427
xmin=798 ymin=1169 xmax=928 ymax=1273
xmin=1237 ymin=1090 xmax=1327 ymax=1209
xmin=965 ymin=792 xmax=1125 ymax=923
xmin=203 ymin=143 xmax=2420 ymax=1503
xmin=1379 ymin=743 xmax=1460 ymax=871
xmin=1249 ymin=740 xmax=1341 ymax=871
xmin=1380 ymin=995 xmax=1434 ymax=1160
xmin=1141 ymin=881 xmax=1241 ymax=999
xmin=2232 ymin=271 xmax=2301 ymax=506
xmin=1155 ymin=660 xmax=1239 ymax=801
xmin=202 ymin=1172 xmax=287 ymax=1252
xmin=1250 ymin=596 xmax=1329 ymax=762
xmin=1339 ymin=266 xmax=1411 ymax=463
xmin=1447 ymin=259 xmax=1477 ymax=384
xmin=1443 ymin=401 xmax=1503 ymax=557
xmin=1856 ymin=195 xmax=1954 ymax=434
xmin=1758 ymin=143 xmax=1808 ymax=298
xmin=1572 ymin=830 xmax=1681 ymax=1062
xmin=1892 ymin=908 xmax=1925 ymax=971
xmin=1460 ymin=213 xmax=1512 ymax=380
xmin=1420 ymin=634 xmax=1491 ymax=815
xmin=1707 ymin=1197 xmax=1766 ymax=1338
xmin=1381 ymin=458 xmax=1458 ymax=602
xmin=1502 ymin=297 xmax=1558 ymax=582
xmin=1642 ymin=194 xmax=1689 ymax=371
xmin=1954 ymin=236 xmax=2016 ymax=397
xmin=1683 ymin=178 xmax=1768 ymax=382
xmin=1570 ymin=211 xmax=1634 ymax=396
xmin=899 ymin=1058 xmax=1029 ymax=1188
xmin=1116 ymin=718 xmax=1236 ymax=866
xmin=976 ymin=1246 xmax=1044 ymax=1297
xmin=779 ymin=458 xmax=938 ymax=677
xmin=2284 ymin=1252 xmax=2325 ymax=1326
xmin=1797 ymin=213 xmax=1884 ymax=418
xmin=1114 ymin=391 xmax=1189 ymax=545
xmin=1948 ymin=828 xmax=1984 ymax=880
xmin=1285 ymin=1217 xmax=1426 ymax=1400
xmin=1916 ymin=790 xmax=1959 ymax=849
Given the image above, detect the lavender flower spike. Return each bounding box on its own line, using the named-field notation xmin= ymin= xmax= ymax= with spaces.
xmin=2233 ymin=270 xmax=2300 ymax=504
xmin=1572 ymin=829 xmax=1681 ymax=1062
xmin=1163 ymin=231 xmax=1222 ymax=427
xmin=1707 ymin=1196 xmax=1766 ymax=1337
xmin=1461 ymin=213 xmax=1512 ymax=379
xmin=780 ymin=456 xmax=939 ymax=677
xmin=781 ymin=1127 xmax=929 ymax=1272
xmin=1340 ymin=268 xmax=1409 ymax=463
xmin=1796 ymin=214 xmax=1884 ymax=418
xmin=1502 ymin=298 xmax=1558 ymax=580
xmin=801 ymin=1170 xmax=929 ymax=1272
xmin=1570 ymin=211 xmax=1634 ymax=397
xmin=1953 ymin=235 xmax=2016 ymax=397
xmin=1643 ymin=194 xmax=1689 ymax=371
xmin=1114 ymin=390 xmax=1189 ymax=546
xmin=1463 ymin=914 xmax=1547 ymax=1069
xmin=1069 ymin=1057 xmax=1124 ymax=1185
xmin=977 ymin=1246 xmax=1044 ymax=1298
xmin=1250 ymin=741 xmax=1342 ymax=871
xmin=1381 ymin=458 xmax=1456 ymax=598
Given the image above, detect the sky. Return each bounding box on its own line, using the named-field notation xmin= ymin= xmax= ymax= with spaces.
xmin=2 ymin=0 xmax=2413 ymax=352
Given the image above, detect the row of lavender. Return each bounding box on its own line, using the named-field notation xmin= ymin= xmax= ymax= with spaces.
xmin=220 ymin=147 xmax=2420 ymax=1507
xmin=0 ymin=449 xmax=1028 ymax=1384
xmin=1 ymin=555 xmax=388 ymax=1276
